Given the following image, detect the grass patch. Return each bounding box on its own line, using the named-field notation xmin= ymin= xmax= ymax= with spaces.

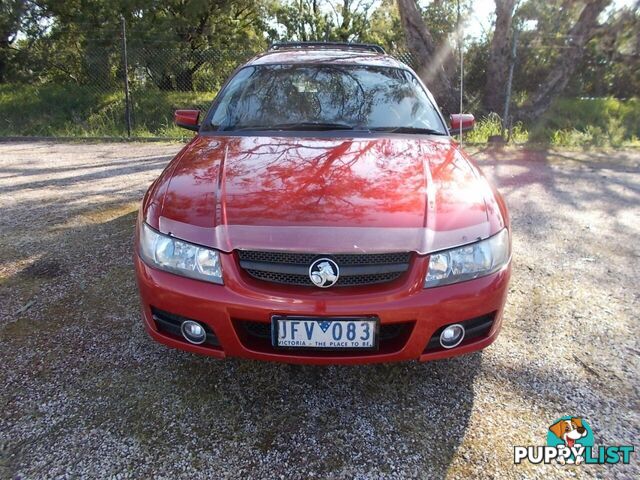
xmin=531 ymin=97 xmax=640 ymax=147
xmin=0 ymin=83 xmax=214 ymax=139
xmin=465 ymin=98 xmax=639 ymax=147
xmin=465 ymin=112 xmax=528 ymax=143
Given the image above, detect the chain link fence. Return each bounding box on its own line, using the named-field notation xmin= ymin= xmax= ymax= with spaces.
xmin=0 ymin=37 xmax=415 ymax=139
xmin=1 ymin=42 xmax=258 ymax=138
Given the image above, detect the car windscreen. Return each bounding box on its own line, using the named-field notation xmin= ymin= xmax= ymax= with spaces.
xmin=208 ymin=64 xmax=447 ymax=134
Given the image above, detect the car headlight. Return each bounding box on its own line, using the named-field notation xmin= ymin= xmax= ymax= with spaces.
xmin=424 ymin=229 xmax=509 ymax=288
xmin=138 ymin=223 xmax=223 ymax=284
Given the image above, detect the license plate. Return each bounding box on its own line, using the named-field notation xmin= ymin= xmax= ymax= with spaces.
xmin=272 ymin=316 xmax=378 ymax=349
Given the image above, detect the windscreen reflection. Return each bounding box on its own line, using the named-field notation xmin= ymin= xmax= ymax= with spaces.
xmin=210 ymin=65 xmax=446 ymax=133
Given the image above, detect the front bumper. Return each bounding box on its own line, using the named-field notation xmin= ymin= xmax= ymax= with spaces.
xmin=134 ymin=251 xmax=510 ymax=365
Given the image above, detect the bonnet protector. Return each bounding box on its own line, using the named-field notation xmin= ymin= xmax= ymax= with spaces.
xmin=158 ymin=216 xmax=493 ymax=255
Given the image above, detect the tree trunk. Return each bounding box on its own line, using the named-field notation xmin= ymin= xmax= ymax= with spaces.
xmin=176 ymin=69 xmax=194 ymax=91
xmin=158 ymin=75 xmax=174 ymax=91
xmin=516 ymin=0 xmax=611 ymax=121
xmin=396 ymin=0 xmax=456 ymax=113
xmin=0 ymin=44 xmax=8 ymax=83
xmin=339 ymin=0 xmax=352 ymax=41
xmin=483 ymin=0 xmax=516 ymax=113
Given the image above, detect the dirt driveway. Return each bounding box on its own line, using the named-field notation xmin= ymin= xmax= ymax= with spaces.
xmin=0 ymin=141 xmax=638 ymax=479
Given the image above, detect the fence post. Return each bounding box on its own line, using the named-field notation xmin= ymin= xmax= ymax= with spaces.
xmin=121 ymin=16 xmax=132 ymax=138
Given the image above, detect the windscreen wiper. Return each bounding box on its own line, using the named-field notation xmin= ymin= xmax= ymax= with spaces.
xmin=275 ymin=122 xmax=357 ymax=131
xmin=370 ymin=126 xmax=447 ymax=135
xmin=221 ymin=122 xmax=356 ymax=132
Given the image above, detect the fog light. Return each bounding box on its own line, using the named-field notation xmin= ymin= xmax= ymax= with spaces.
xmin=181 ymin=320 xmax=207 ymax=345
xmin=440 ymin=324 xmax=465 ymax=349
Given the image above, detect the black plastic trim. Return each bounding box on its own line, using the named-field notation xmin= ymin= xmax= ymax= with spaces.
xmin=151 ymin=307 xmax=220 ymax=347
xmin=269 ymin=41 xmax=385 ymax=54
xmin=424 ymin=313 xmax=495 ymax=352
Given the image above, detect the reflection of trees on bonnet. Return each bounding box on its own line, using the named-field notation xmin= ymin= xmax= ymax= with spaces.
xmin=220 ymin=65 xmax=440 ymax=130
xmin=161 ymin=134 xmax=489 ymax=232
xmin=222 ymin=136 xmax=426 ymax=225
xmin=221 ymin=135 xmax=489 ymax=228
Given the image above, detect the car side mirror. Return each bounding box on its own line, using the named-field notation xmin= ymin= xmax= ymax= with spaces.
xmin=174 ymin=109 xmax=200 ymax=131
xmin=450 ymin=113 xmax=475 ymax=133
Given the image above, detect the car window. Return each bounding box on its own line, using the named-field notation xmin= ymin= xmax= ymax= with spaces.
xmin=209 ymin=64 xmax=446 ymax=134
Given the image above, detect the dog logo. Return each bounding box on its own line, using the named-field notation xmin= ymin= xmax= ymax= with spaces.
xmin=548 ymin=417 xmax=591 ymax=465
xmin=514 ymin=416 xmax=634 ymax=465
xmin=309 ymin=258 xmax=339 ymax=288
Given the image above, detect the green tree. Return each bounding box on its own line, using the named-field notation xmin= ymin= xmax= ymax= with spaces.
xmin=362 ymin=0 xmax=405 ymax=51
xmin=514 ymin=0 xmax=613 ymax=120
xmin=0 ymin=0 xmax=47 ymax=82
xmin=7 ymin=0 xmax=269 ymax=89
xmin=268 ymin=0 xmax=376 ymax=42
xmin=128 ymin=0 xmax=268 ymax=90
xmin=571 ymin=2 xmax=640 ymax=98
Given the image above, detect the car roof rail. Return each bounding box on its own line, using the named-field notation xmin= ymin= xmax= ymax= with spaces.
xmin=268 ymin=41 xmax=386 ymax=54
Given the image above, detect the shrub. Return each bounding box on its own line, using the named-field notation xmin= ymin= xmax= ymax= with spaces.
xmin=0 ymin=83 xmax=215 ymax=138
xmin=464 ymin=113 xmax=528 ymax=144
xmin=530 ymin=97 xmax=640 ymax=147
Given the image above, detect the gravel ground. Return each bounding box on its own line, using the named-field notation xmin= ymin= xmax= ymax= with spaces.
xmin=0 ymin=141 xmax=638 ymax=479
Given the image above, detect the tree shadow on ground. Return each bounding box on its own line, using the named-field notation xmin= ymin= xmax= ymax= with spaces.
xmin=1 ymin=209 xmax=480 ymax=479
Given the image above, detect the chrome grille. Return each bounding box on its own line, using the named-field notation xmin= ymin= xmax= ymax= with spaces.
xmin=237 ymin=251 xmax=411 ymax=287
xmin=238 ymin=250 xmax=411 ymax=266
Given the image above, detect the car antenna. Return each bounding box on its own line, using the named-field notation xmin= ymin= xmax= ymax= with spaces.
xmin=457 ymin=0 xmax=464 ymax=146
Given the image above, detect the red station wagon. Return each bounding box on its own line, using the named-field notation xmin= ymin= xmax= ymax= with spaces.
xmin=134 ymin=42 xmax=511 ymax=364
